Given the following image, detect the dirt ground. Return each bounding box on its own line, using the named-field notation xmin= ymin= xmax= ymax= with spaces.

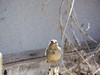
xmin=3 ymin=49 xmax=100 ymax=75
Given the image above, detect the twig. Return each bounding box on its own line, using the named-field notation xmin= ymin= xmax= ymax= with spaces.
xmin=93 ymin=68 xmax=100 ymax=75
xmin=72 ymin=31 xmax=81 ymax=48
xmin=59 ymin=0 xmax=65 ymax=39
xmin=72 ymin=10 xmax=97 ymax=43
xmin=86 ymin=23 xmax=90 ymax=31
xmin=67 ymin=0 xmax=97 ymax=43
xmin=67 ymin=0 xmax=92 ymax=52
xmin=74 ymin=49 xmax=94 ymax=74
xmin=61 ymin=0 xmax=75 ymax=48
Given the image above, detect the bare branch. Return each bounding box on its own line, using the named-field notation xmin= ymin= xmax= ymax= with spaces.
xmin=61 ymin=0 xmax=75 ymax=48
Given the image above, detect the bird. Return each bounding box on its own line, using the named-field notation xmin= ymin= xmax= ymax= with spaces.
xmin=45 ymin=39 xmax=63 ymax=63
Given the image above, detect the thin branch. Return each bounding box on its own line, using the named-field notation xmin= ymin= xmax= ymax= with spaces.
xmin=72 ymin=30 xmax=81 ymax=48
xmin=61 ymin=0 xmax=75 ymax=48
xmin=75 ymin=49 xmax=94 ymax=73
xmin=86 ymin=23 xmax=90 ymax=31
xmin=93 ymin=68 xmax=100 ymax=75
xmin=72 ymin=10 xmax=98 ymax=43
xmin=59 ymin=0 xmax=65 ymax=29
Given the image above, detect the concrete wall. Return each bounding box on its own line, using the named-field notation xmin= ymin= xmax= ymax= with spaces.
xmin=0 ymin=0 xmax=61 ymax=54
xmin=0 ymin=0 xmax=100 ymax=55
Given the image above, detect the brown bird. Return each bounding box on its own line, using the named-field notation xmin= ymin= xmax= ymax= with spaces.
xmin=45 ymin=39 xmax=63 ymax=63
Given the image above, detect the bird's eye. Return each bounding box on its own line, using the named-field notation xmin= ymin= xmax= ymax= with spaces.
xmin=55 ymin=42 xmax=57 ymax=43
xmin=51 ymin=41 xmax=53 ymax=43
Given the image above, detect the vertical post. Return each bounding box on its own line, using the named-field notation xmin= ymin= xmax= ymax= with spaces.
xmin=48 ymin=66 xmax=59 ymax=75
xmin=0 ymin=53 xmax=2 ymax=75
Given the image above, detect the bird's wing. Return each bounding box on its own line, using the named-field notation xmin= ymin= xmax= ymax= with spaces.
xmin=45 ymin=48 xmax=49 ymax=56
xmin=58 ymin=46 xmax=63 ymax=54
xmin=45 ymin=49 xmax=47 ymax=56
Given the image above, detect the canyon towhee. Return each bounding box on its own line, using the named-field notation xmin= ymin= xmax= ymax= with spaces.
xmin=45 ymin=39 xmax=63 ymax=63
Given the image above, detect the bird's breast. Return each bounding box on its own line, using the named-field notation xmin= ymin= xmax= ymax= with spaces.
xmin=47 ymin=50 xmax=62 ymax=62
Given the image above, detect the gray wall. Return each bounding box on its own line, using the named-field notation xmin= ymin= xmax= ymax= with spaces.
xmin=0 ymin=0 xmax=100 ymax=55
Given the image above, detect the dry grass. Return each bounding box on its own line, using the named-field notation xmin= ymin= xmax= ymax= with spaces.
xmin=42 ymin=0 xmax=100 ymax=75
